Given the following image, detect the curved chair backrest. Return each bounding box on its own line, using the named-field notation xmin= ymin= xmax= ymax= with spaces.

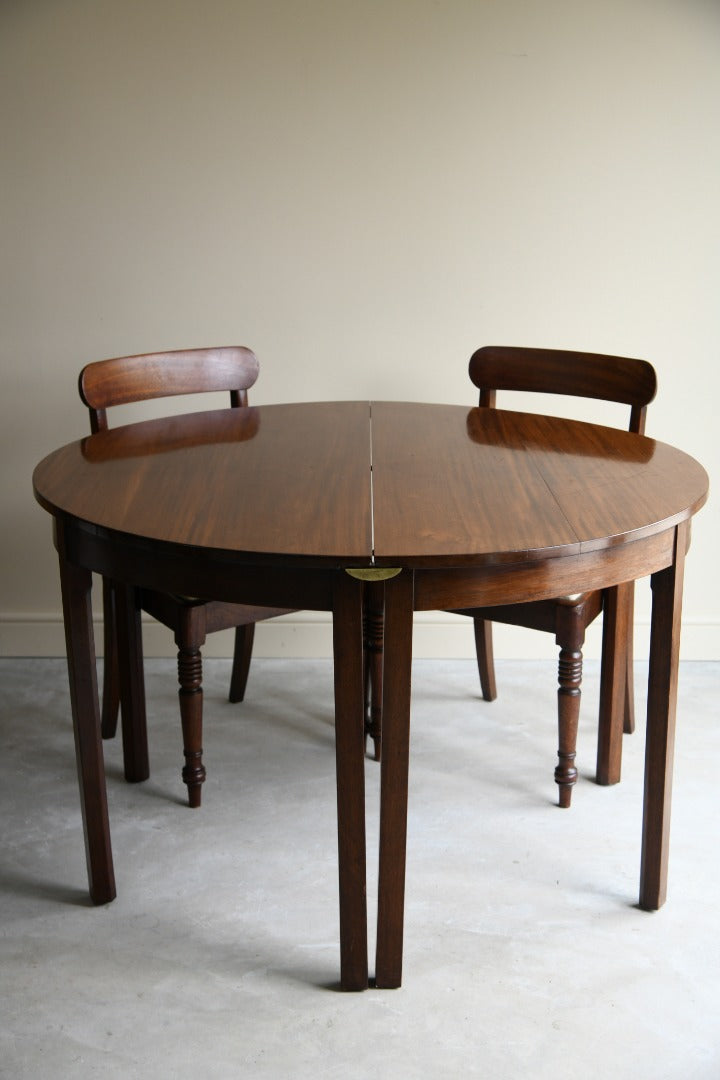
xmin=79 ymin=346 xmax=259 ymax=433
xmin=468 ymin=346 xmax=657 ymax=434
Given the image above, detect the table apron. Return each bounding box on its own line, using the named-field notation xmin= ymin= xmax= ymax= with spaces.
xmin=412 ymin=528 xmax=676 ymax=610
xmin=55 ymin=517 xmax=678 ymax=615
xmin=55 ymin=517 xmax=337 ymax=612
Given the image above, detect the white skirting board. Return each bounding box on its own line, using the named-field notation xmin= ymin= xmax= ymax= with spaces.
xmin=1 ymin=609 xmax=718 ymax=661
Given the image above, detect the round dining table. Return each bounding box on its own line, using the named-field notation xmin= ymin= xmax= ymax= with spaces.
xmin=33 ymin=400 xmax=708 ymax=990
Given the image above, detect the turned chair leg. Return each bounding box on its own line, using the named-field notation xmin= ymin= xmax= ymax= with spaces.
xmin=228 ymin=623 xmax=255 ymax=703
xmin=176 ymin=611 xmax=207 ymax=808
xmin=473 ymin=617 xmax=497 ymax=701
xmin=100 ymin=577 xmax=121 ymax=739
xmin=554 ymin=607 xmax=585 ymax=808
xmin=363 ymin=582 xmax=384 ymax=761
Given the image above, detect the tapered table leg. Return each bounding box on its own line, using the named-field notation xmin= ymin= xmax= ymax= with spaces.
xmin=332 ymin=572 xmax=369 ymax=990
xmin=640 ymin=523 xmax=687 ymax=911
xmin=58 ymin=544 xmax=116 ymax=906
xmin=375 ymin=569 xmax=414 ymax=989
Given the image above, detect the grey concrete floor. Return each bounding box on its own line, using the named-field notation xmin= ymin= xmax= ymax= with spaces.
xmin=1 ymin=658 xmax=719 ymax=1079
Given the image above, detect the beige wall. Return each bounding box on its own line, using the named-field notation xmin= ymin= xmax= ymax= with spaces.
xmin=2 ymin=0 xmax=718 ymax=659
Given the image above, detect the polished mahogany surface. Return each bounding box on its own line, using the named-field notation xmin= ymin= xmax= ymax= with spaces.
xmin=371 ymin=402 xmax=707 ymax=565
xmin=35 ymin=402 xmax=373 ymax=565
xmin=34 ymin=401 xmax=708 ymax=568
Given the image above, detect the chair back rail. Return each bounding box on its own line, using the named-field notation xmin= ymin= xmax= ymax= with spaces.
xmin=79 ymin=346 xmax=259 ymax=432
xmin=469 ymin=346 xmax=657 ymax=434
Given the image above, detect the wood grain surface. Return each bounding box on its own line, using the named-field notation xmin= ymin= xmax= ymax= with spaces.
xmin=34 ymin=401 xmax=708 ymax=568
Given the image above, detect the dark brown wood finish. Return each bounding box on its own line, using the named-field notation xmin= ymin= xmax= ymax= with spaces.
xmin=469 ymin=345 xmax=656 ymax=431
xmin=372 ymin=384 xmax=685 ymax=807
xmin=33 ymin=400 xmax=708 ymax=990
xmin=371 ymin=403 xmax=581 ymax=565
xmin=465 ymin=347 xmax=655 ymax=805
xmin=370 ymin=403 xmax=705 ymax=565
xmin=640 ymin=521 xmax=688 ymax=910
xmin=35 ymin=401 xmax=376 ymax=991
xmin=37 ymin=403 xmax=706 ymax=588
xmin=113 ymin=580 xmax=149 ymax=784
xmin=39 ymin=403 xmax=373 ymax=563
xmin=55 ymin=520 xmax=115 ymax=906
xmin=596 ymin=582 xmax=632 ymax=785
xmin=79 ymin=346 xmax=260 ymax=430
xmin=363 ymin=581 xmax=385 ymax=760
xmin=375 ymin=569 xmax=414 ymax=990
xmin=77 ymin=347 xmax=298 ymax=807
xmin=332 ymin=572 xmax=370 ymax=990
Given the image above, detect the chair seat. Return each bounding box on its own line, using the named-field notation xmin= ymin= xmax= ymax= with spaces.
xmin=448 ymin=590 xmax=603 ymax=637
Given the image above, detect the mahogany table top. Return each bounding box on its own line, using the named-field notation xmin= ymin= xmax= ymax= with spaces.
xmin=34 ymin=401 xmax=708 ymax=569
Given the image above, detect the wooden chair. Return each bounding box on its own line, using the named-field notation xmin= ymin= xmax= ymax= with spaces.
xmin=79 ymin=346 xmax=295 ymax=808
xmin=365 ymin=347 xmax=657 ymax=804
xmin=455 ymin=345 xmax=657 ymax=806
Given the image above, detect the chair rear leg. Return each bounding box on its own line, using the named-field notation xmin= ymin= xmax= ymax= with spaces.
xmin=228 ymin=623 xmax=255 ymax=703
xmin=474 ymin=617 xmax=497 ymax=701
